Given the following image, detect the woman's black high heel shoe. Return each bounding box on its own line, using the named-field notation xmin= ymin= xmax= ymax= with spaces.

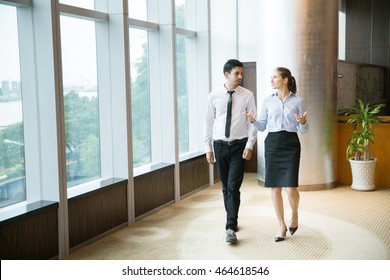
xmin=275 ymin=229 xmax=287 ymax=242
xmin=289 ymin=226 xmax=298 ymax=235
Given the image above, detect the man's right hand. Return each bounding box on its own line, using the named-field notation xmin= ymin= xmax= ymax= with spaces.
xmin=206 ymin=152 xmax=215 ymax=165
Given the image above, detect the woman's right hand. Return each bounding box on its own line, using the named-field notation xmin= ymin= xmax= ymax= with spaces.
xmin=242 ymin=109 xmax=257 ymax=123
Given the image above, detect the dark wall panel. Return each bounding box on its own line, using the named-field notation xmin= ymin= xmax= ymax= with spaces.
xmin=345 ymin=0 xmax=390 ymax=104
xmin=243 ymin=62 xmax=258 ymax=173
xmin=0 ymin=201 xmax=58 ymax=260
xmin=134 ymin=165 xmax=174 ymax=217
xmin=180 ymin=155 xmax=209 ymax=196
xmin=68 ymin=178 xmax=128 ymax=248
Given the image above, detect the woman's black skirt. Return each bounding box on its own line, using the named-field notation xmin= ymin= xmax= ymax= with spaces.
xmin=264 ymin=131 xmax=301 ymax=188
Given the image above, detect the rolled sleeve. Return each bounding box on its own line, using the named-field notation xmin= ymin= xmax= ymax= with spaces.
xmin=298 ymin=122 xmax=309 ymax=134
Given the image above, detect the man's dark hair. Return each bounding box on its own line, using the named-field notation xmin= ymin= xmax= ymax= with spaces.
xmin=223 ymin=59 xmax=243 ymax=75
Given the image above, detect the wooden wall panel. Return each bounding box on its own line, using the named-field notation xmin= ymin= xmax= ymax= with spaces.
xmin=180 ymin=155 xmax=209 ymax=196
xmin=0 ymin=201 xmax=58 ymax=260
xmin=134 ymin=165 xmax=174 ymax=217
xmin=68 ymin=178 xmax=128 ymax=248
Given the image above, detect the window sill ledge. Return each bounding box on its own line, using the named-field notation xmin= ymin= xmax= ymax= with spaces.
xmin=0 ymin=200 xmax=58 ymax=224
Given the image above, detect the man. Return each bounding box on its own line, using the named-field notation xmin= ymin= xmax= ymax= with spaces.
xmin=204 ymin=59 xmax=257 ymax=243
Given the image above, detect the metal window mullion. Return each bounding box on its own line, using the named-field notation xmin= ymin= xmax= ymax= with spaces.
xmin=128 ymin=18 xmax=159 ymax=30
xmin=176 ymin=27 xmax=196 ymax=37
xmin=52 ymin=0 xmax=69 ymax=259
xmin=0 ymin=0 xmax=31 ymax=7
xmin=59 ymin=3 xmax=108 ymax=22
xmin=17 ymin=3 xmax=40 ymax=202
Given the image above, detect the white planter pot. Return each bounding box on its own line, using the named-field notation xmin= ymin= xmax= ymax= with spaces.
xmin=349 ymin=157 xmax=377 ymax=191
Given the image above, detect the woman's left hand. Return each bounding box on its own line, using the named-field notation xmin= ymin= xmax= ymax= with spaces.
xmin=293 ymin=111 xmax=307 ymax=125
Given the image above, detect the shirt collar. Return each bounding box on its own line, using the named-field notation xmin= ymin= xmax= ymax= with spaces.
xmin=223 ymin=85 xmax=242 ymax=94
xmin=272 ymin=91 xmax=296 ymax=97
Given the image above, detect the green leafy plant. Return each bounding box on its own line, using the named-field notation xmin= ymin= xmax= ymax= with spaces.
xmin=345 ymin=98 xmax=386 ymax=161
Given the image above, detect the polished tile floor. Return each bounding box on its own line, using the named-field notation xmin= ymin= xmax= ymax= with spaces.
xmin=66 ymin=173 xmax=390 ymax=260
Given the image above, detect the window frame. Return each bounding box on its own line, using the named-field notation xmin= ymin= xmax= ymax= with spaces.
xmin=58 ymin=5 xmax=113 ymax=197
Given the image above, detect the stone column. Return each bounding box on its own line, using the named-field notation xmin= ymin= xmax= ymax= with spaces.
xmin=256 ymin=0 xmax=339 ymax=190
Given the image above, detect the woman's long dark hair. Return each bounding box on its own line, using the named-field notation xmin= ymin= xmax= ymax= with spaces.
xmin=276 ymin=67 xmax=297 ymax=94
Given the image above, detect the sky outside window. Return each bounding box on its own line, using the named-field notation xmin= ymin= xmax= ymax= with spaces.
xmin=0 ymin=6 xmax=20 ymax=82
xmin=59 ymin=0 xmax=94 ymax=10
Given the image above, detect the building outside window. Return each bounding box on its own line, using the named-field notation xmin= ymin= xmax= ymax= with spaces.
xmin=0 ymin=5 xmax=26 ymax=208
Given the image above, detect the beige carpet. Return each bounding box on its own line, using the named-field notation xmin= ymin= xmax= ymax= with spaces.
xmin=66 ymin=173 xmax=390 ymax=260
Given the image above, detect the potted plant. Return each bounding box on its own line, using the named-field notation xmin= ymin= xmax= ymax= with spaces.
xmin=345 ymin=98 xmax=386 ymax=191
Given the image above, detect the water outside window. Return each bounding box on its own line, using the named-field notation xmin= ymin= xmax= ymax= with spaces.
xmin=0 ymin=5 xmax=26 ymax=208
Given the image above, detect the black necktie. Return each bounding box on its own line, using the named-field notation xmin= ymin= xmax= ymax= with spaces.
xmin=225 ymin=91 xmax=234 ymax=138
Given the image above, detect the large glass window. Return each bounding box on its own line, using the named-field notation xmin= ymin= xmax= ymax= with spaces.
xmin=129 ymin=0 xmax=147 ymax=21
xmin=60 ymin=16 xmax=101 ymax=187
xmin=129 ymin=28 xmax=151 ymax=168
xmin=176 ymin=0 xmax=186 ymax=28
xmin=60 ymin=0 xmax=94 ymax=10
xmin=176 ymin=33 xmax=189 ymax=154
xmin=0 ymin=5 xmax=26 ymax=208
xmin=176 ymin=0 xmax=196 ymax=156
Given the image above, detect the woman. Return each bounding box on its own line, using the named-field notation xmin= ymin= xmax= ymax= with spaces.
xmin=243 ymin=67 xmax=308 ymax=242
